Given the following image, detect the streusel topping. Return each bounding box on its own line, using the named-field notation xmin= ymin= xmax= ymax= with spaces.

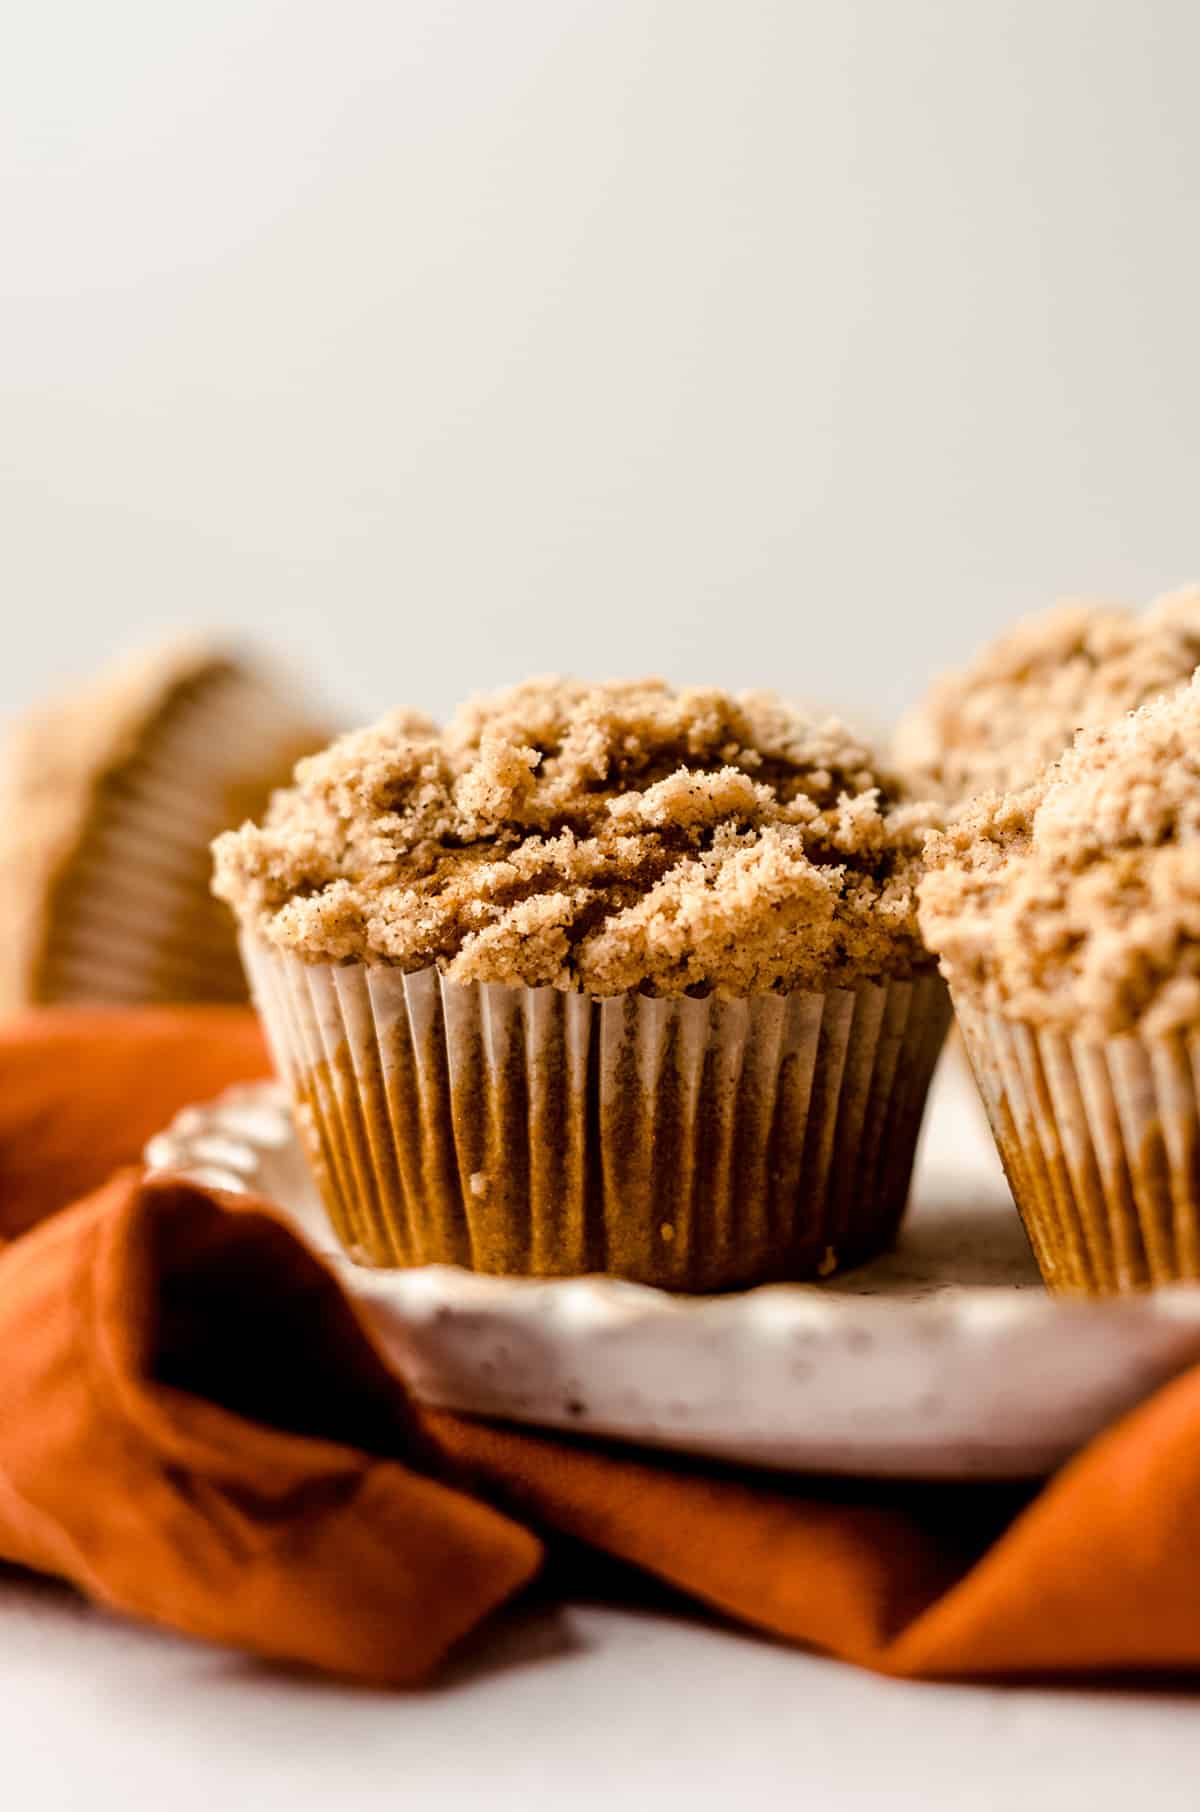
xmin=918 ymin=674 xmax=1200 ymax=1035
xmin=214 ymin=677 xmax=941 ymax=996
xmin=895 ymin=587 xmax=1200 ymax=801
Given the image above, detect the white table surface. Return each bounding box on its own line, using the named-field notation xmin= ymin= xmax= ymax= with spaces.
xmin=4 ymin=1571 xmax=1200 ymax=1811
xmin=6 ymin=1071 xmax=1200 ymax=1807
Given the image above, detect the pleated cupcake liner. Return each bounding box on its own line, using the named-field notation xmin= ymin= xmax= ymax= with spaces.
xmin=956 ymin=999 xmax=1200 ymax=1295
xmin=40 ymin=669 xmax=319 ymax=1005
xmin=242 ymin=937 xmax=952 ymax=1291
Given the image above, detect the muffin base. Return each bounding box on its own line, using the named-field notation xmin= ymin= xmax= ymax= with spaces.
xmin=243 ymin=940 xmax=951 ymax=1290
xmin=957 ymin=1001 xmax=1200 ymax=1294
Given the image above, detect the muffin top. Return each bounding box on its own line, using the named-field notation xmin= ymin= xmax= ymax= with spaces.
xmin=919 ymin=674 xmax=1200 ymax=1036
xmin=213 ymin=677 xmax=941 ymax=996
xmin=894 ymin=586 xmax=1200 ymax=801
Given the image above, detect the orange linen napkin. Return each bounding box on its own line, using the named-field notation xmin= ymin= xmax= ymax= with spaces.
xmin=2 ymin=1007 xmax=1200 ymax=1686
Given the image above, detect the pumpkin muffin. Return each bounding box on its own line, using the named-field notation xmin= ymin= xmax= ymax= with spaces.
xmin=0 ymin=641 xmax=327 ymax=1012
xmin=895 ymin=586 xmax=1200 ymax=802
xmin=920 ymin=673 xmax=1200 ymax=1294
xmin=214 ymin=677 xmax=951 ymax=1290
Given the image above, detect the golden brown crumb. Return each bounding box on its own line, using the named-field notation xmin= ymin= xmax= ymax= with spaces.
xmin=214 ymin=677 xmax=942 ymax=996
xmin=919 ymin=673 xmax=1200 ymax=1035
xmin=895 ymin=587 xmax=1200 ymax=801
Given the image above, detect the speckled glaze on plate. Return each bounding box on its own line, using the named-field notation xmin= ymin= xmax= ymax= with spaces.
xmin=144 ymin=1061 xmax=1200 ymax=1478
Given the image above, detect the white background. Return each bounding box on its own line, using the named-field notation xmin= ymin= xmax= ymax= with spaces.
xmin=5 ymin=0 xmax=1200 ymax=732
xmin=6 ymin=4 xmax=1200 ymax=1802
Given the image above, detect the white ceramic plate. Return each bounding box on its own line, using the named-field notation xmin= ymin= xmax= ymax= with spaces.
xmin=144 ymin=1062 xmax=1200 ymax=1479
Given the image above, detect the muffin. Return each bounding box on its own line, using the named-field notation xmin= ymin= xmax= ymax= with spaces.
xmin=0 ymin=641 xmax=327 ymax=1012
xmin=895 ymin=586 xmax=1200 ymax=802
xmin=920 ymin=674 xmax=1200 ymax=1294
xmin=213 ymin=678 xmax=951 ymax=1290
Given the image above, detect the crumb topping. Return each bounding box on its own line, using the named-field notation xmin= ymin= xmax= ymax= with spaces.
xmin=895 ymin=587 xmax=1200 ymax=801
xmin=918 ymin=674 xmax=1200 ymax=1035
xmin=214 ymin=677 xmax=941 ymax=995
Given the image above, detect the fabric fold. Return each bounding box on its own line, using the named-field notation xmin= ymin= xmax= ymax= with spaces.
xmin=0 ymin=1166 xmax=539 ymax=1684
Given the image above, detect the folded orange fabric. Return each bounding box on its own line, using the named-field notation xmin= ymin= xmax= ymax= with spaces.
xmin=0 ymin=1006 xmax=271 ymax=1238
xmin=1 ymin=1007 xmax=1199 ymax=1685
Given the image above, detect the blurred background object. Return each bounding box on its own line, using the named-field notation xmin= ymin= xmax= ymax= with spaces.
xmin=4 ymin=1 xmax=1200 ymax=734
xmin=894 ymin=587 xmax=1200 ymax=799
xmin=0 ymin=643 xmax=327 ymax=1008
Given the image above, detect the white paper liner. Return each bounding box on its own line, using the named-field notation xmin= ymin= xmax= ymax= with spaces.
xmin=956 ymin=1000 xmax=1200 ymax=1294
xmin=38 ymin=668 xmax=321 ymax=1005
xmin=242 ymin=937 xmax=951 ymax=1290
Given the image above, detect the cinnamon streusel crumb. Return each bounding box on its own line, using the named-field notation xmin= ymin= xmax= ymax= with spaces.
xmin=214 ymin=677 xmax=941 ymax=996
xmin=919 ymin=674 xmax=1200 ymax=1035
xmin=895 ymin=586 xmax=1200 ymax=801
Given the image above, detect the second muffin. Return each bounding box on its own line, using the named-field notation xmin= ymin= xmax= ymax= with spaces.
xmin=214 ymin=679 xmax=950 ymax=1290
xmin=920 ymin=674 xmax=1200 ymax=1294
xmin=894 ymin=585 xmax=1200 ymax=802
